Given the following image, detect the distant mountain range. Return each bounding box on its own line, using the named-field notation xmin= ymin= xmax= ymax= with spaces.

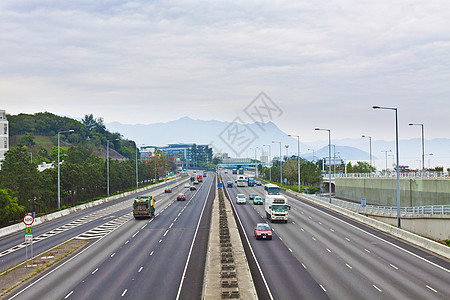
xmin=106 ymin=117 xmax=450 ymax=169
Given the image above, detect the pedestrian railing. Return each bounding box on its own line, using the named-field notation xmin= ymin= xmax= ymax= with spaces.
xmin=312 ymin=194 xmax=450 ymax=216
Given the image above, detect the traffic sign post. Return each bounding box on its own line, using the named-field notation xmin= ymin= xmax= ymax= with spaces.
xmin=23 ymin=214 xmax=34 ymax=267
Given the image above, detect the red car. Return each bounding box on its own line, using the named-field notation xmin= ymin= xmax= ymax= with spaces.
xmin=164 ymin=187 xmax=172 ymax=193
xmin=254 ymin=223 xmax=272 ymax=240
xmin=177 ymin=193 xmax=186 ymax=201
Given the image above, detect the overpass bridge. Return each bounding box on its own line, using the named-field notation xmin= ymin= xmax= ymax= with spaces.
xmin=217 ymin=158 xmax=272 ymax=169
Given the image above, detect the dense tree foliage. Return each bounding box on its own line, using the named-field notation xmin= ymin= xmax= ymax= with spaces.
xmin=260 ymin=158 xmax=322 ymax=187
xmin=346 ymin=161 xmax=376 ymax=173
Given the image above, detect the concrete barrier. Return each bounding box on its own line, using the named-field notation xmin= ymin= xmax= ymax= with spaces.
xmin=0 ymin=177 xmax=183 ymax=239
xmin=284 ymin=189 xmax=450 ymax=260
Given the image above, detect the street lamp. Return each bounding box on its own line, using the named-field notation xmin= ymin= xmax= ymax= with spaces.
xmin=58 ymin=129 xmax=74 ymax=209
xmin=426 ymin=153 xmax=433 ymax=169
xmin=381 ymin=150 xmax=392 ymax=175
xmin=288 ymin=134 xmax=301 ymax=192
xmin=272 ymin=141 xmax=282 ymax=188
xmin=315 ymin=128 xmax=331 ymax=204
xmin=136 ymin=146 xmax=139 ymax=189
xmin=107 ymin=138 xmax=119 ymax=197
xmin=373 ymin=105 xmax=401 ymax=228
xmin=362 ymin=135 xmax=372 ymax=169
xmin=408 ymin=123 xmax=424 ymax=172
xmin=263 ymin=144 xmax=272 ymax=182
xmin=255 ymin=147 xmax=260 ymax=178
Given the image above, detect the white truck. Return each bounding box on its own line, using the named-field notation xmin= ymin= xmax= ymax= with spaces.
xmin=265 ymin=194 xmax=290 ymax=223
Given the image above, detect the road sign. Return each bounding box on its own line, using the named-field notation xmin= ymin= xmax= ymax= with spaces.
xmin=23 ymin=214 xmax=34 ymax=226
xmin=25 ymin=227 xmax=33 ymax=235
xmin=25 ymin=235 xmax=32 ymax=243
xmin=218 ymin=183 xmax=223 ymax=188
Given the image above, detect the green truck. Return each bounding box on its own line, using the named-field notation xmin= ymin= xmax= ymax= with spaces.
xmin=133 ymin=196 xmax=155 ymax=219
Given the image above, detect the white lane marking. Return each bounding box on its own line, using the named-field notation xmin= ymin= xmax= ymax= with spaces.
xmin=138 ymin=267 xmax=143 ymax=273
xmin=326 ymin=248 xmax=331 ymax=253
xmin=92 ymin=268 xmax=98 ymax=274
xmin=288 ymin=248 xmax=293 ymax=253
xmin=373 ymin=285 xmax=382 ymax=292
xmin=309 ymin=216 xmax=312 ymax=219
xmin=319 ymin=222 xmax=322 ymax=225
xmin=132 ymin=231 xmax=139 ymax=238
xmin=345 ymin=237 xmax=350 ymax=241
xmin=176 ymin=176 xmax=213 ymax=300
xmin=164 ymin=230 xmax=169 ymax=236
xmin=330 ymin=228 xmax=334 ymax=232
xmin=121 ymin=289 xmax=127 ymax=297
xmin=302 ymin=263 xmax=307 ymax=269
xmin=141 ymin=224 xmax=147 ymax=229
xmin=312 ymin=237 xmax=316 ymax=241
xmin=159 ymin=239 xmax=162 ymax=243
xmin=390 ymin=264 xmax=398 ymax=270
xmin=346 ymin=263 xmax=352 ymax=269
xmin=292 ymin=222 xmax=295 ymax=225
xmin=279 ymin=237 xmax=283 ymax=241
xmin=111 ymin=253 xmax=115 ymax=257
xmin=426 ymin=285 xmax=438 ymax=293
xmin=169 ymin=223 xmax=174 ymax=228
xmin=178 ymin=213 xmax=181 ymax=217
xmin=125 ymin=240 xmax=129 ymax=245
xmin=64 ymin=291 xmax=73 ymax=299
xmin=150 ymin=251 xmax=154 ymax=256
xmin=320 ymin=284 xmax=326 ymax=292
xmin=364 ymin=248 xmax=370 ymax=253
xmin=300 ymin=228 xmax=304 ymax=232
xmin=288 ymin=193 xmax=450 ymax=274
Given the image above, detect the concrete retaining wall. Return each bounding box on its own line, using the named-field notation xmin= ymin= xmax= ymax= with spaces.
xmin=335 ymin=178 xmax=450 ymax=206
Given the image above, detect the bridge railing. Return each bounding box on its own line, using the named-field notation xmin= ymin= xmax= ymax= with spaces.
xmin=323 ymin=171 xmax=449 ymax=179
xmin=312 ymin=194 xmax=450 ymax=216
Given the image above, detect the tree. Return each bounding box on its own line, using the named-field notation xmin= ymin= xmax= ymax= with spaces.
xmin=347 ymin=161 xmax=376 ymax=173
xmin=0 ymin=146 xmax=40 ymax=211
xmin=0 ymin=189 xmax=25 ymax=225
xmin=20 ymin=133 xmax=35 ymax=147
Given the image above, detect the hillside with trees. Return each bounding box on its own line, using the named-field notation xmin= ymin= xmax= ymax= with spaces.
xmin=0 ymin=112 xmax=177 ymax=227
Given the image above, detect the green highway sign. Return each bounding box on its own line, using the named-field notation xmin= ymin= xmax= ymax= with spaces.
xmin=25 ymin=227 xmax=33 ymax=235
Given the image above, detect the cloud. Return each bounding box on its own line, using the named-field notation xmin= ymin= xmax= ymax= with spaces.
xmin=1 ymin=0 xmax=449 ymax=141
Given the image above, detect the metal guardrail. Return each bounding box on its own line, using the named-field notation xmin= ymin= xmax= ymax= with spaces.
xmin=312 ymin=194 xmax=450 ymax=216
xmin=325 ymin=171 xmax=449 ymax=179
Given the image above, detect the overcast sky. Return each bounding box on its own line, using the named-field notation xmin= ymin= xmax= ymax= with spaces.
xmin=2 ymin=0 xmax=449 ymax=143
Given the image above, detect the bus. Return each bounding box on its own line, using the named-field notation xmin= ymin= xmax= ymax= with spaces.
xmin=264 ymin=183 xmax=281 ymax=195
xmin=237 ymin=175 xmax=247 ymax=187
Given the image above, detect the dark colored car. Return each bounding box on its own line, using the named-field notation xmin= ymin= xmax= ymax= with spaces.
xmin=254 ymin=223 xmax=272 ymax=240
xmin=227 ymin=181 xmax=233 ymax=188
xmin=164 ymin=187 xmax=172 ymax=193
xmin=177 ymin=193 xmax=186 ymax=201
xmin=190 ymin=185 xmax=197 ymax=191
xmin=249 ymin=193 xmax=257 ymax=200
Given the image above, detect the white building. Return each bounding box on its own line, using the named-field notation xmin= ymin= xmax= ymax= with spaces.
xmin=0 ymin=110 xmax=8 ymax=162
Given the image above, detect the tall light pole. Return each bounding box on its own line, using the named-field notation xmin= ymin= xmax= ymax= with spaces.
xmin=362 ymin=135 xmax=372 ymax=169
xmin=107 ymin=138 xmax=119 ymax=197
xmin=263 ymin=144 xmax=272 ymax=182
xmin=255 ymin=147 xmax=260 ymax=178
xmin=58 ymin=129 xmax=74 ymax=209
xmin=136 ymin=146 xmax=139 ymax=189
xmin=426 ymin=153 xmax=433 ymax=169
xmin=315 ymin=128 xmax=331 ymax=203
xmin=288 ymin=134 xmax=301 ymax=192
xmin=381 ymin=150 xmax=392 ymax=174
xmin=272 ymin=141 xmax=282 ymax=187
xmin=408 ymin=123 xmax=424 ymax=172
xmin=373 ymin=106 xmax=401 ymax=228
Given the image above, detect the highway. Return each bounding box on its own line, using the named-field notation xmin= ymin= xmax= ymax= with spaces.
xmin=0 ymin=176 xmax=188 ymax=273
xmin=6 ymin=173 xmax=215 ymax=300
xmin=221 ymin=172 xmax=450 ymax=300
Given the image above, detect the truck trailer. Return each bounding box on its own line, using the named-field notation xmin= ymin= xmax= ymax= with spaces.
xmin=133 ymin=196 xmax=155 ymax=219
